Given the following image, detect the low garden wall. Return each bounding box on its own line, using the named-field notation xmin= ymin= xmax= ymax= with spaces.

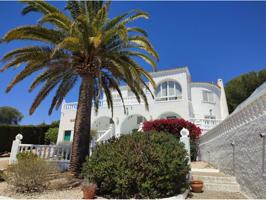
xmin=199 ymin=82 xmax=266 ymax=198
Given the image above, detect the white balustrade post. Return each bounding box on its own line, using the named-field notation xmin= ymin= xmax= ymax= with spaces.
xmin=109 ymin=123 xmax=115 ymax=137
xmin=180 ymin=128 xmax=191 ymax=165
xmin=138 ymin=122 xmax=144 ymax=132
xmin=9 ymin=134 xmax=23 ymax=164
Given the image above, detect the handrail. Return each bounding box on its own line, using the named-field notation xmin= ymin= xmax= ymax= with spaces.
xmin=96 ymin=124 xmax=115 ymax=143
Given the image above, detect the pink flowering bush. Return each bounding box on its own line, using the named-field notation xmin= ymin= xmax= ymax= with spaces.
xmin=143 ymin=119 xmax=202 ymax=161
xmin=143 ymin=118 xmax=202 ymax=140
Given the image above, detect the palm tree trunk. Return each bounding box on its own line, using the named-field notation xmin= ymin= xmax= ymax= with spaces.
xmin=69 ymin=76 xmax=94 ymax=176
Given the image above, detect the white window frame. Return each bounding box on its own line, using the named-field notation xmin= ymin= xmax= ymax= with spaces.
xmin=155 ymin=80 xmax=182 ymax=101
xmin=202 ymin=91 xmax=215 ymax=104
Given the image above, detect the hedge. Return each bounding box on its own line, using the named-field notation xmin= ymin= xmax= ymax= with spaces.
xmin=0 ymin=125 xmax=50 ymax=153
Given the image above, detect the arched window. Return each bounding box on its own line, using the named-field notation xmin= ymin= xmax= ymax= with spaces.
xmin=155 ymin=80 xmax=182 ymax=101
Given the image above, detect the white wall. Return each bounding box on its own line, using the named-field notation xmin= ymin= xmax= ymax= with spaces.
xmin=92 ymin=116 xmax=111 ymax=131
xmin=57 ymin=67 xmax=226 ymax=143
xmin=190 ymin=83 xmax=222 ymax=120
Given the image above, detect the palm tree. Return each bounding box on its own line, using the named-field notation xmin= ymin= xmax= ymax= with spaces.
xmin=1 ymin=0 xmax=158 ymax=176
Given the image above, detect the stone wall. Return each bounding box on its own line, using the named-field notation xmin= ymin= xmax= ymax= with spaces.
xmin=199 ymin=82 xmax=266 ymax=198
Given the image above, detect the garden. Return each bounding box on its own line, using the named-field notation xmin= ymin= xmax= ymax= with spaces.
xmin=0 ymin=118 xmax=201 ymax=199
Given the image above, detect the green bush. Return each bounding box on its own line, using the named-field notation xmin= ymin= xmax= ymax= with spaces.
xmin=16 ymin=151 xmax=38 ymax=161
xmin=190 ymin=140 xmax=198 ymax=161
xmin=44 ymin=127 xmax=59 ymax=144
xmin=0 ymin=125 xmax=50 ymax=153
xmin=4 ymin=152 xmax=58 ymax=193
xmin=90 ymin=129 xmax=97 ymax=140
xmin=82 ymin=131 xmax=190 ymax=199
xmin=0 ymin=170 xmax=4 ymax=182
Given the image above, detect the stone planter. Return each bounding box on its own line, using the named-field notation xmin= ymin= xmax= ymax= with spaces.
xmin=191 ymin=180 xmax=203 ymax=193
xmin=82 ymin=183 xmax=97 ymax=199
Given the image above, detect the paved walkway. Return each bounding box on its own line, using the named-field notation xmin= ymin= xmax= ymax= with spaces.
xmin=188 ymin=191 xmax=247 ymax=199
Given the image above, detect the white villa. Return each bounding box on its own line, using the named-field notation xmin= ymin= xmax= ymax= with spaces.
xmin=57 ymin=67 xmax=229 ymax=143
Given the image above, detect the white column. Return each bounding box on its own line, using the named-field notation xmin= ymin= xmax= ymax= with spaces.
xmin=180 ymin=128 xmax=191 ymax=164
xmin=9 ymin=134 xmax=23 ymax=164
xmin=217 ymin=79 xmax=229 ymax=120
xmin=138 ymin=122 xmax=144 ymax=132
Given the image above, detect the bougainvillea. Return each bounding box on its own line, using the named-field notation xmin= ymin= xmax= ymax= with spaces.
xmin=143 ymin=118 xmax=202 ymax=141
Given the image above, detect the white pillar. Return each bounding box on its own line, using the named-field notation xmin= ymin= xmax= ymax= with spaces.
xmin=9 ymin=134 xmax=23 ymax=164
xmin=138 ymin=122 xmax=144 ymax=132
xmin=180 ymin=128 xmax=191 ymax=164
xmin=217 ymin=79 xmax=229 ymax=120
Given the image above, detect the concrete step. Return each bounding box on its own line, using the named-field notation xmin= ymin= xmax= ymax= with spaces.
xmin=192 ymin=174 xmax=237 ymax=184
xmin=192 ymin=172 xmax=241 ymax=193
xmin=191 ymin=168 xmax=219 ymax=173
xmin=203 ymin=182 xmax=241 ymax=193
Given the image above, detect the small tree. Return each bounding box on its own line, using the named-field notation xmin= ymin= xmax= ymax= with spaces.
xmin=44 ymin=127 xmax=58 ymax=144
xmin=0 ymin=106 xmax=23 ymax=125
xmin=225 ymin=69 xmax=266 ymax=113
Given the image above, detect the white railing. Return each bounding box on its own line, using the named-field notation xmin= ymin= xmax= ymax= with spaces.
xmin=96 ymin=124 xmax=115 ymax=143
xmin=96 ymin=130 xmax=107 ymax=140
xmin=10 ymin=134 xmax=71 ymax=171
xmin=102 ymin=97 xmax=141 ymax=107
xmin=190 ymin=118 xmax=222 ymax=133
xmin=200 ymin=82 xmax=266 ymax=143
xmin=63 ymin=102 xmax=78 ymax=110
xmin=63 ymin=98 xmax=142 ymax=111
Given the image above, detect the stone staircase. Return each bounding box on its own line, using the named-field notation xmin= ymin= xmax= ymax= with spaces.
xmin=192 ymin=171 xmax=241 ymax=193
xmin=190 ymin=162 xmax=247 ymax=198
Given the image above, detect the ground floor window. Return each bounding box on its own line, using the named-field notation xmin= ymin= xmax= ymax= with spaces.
xmin=166 ymin=116 xmax=177 ymax=119
xmin=64 ymin=130 xmax=71 ymax=141
xmin=137 ymin=116 xmax=145 ymax=124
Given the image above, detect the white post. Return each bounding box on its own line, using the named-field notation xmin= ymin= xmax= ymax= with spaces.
xmin=180 ymin=128 xmax=191 ymax=164
xmin=9 ymin=134 xmax=23 ymax=164
xmin=90 ymin=139 xmax=96 ymax=156
xmin=138 ymin=122 xmax=144 ymax=132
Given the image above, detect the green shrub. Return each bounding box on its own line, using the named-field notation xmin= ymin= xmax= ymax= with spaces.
xmin=44 ymin=127 xmax=59 ymax=144
xmin=190 ymin=140 xmax=198 ymax=161
xmin=82 ymin=131 xmax=190 ymax=199
xmin=4 ymin=152 xmax=58 ymax=193
xmin=143 ymin=119 xmax=201 ymax=161
xmin=0 ymin=170 xmax=4 ymax=182
xmin=16 ymin=151 xmax=38 ymax=161
xmin=90 ymin=129 xmax=97 ymax=140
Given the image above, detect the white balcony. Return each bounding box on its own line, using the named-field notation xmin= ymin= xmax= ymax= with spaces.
xmin=190 ymin=118 xmax=222 ymax=134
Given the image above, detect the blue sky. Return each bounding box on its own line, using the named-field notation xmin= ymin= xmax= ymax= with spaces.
xmin=1 ymin=1 xmax=266 ymax=125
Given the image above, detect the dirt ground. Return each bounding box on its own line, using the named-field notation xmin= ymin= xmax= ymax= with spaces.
xmin=0 ymin=182 xmax=82 ymax=199
xmin=0 ymin=158 xmax=9 ymax=170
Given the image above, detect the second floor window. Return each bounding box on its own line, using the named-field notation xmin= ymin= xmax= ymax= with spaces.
xmin=202 ymin=91 xmax=214 ymax=103
xmin=155 ymin=81 xmax=182 ymax=101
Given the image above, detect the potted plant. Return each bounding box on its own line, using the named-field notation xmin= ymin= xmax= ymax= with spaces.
xmin=191 ymin=180 xmax=204 ymax=193
xmin=81 ymin=181 xmax=97 ymax=199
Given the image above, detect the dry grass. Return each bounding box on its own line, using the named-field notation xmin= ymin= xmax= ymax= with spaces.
xmin=0 ymin=172 xmax=83 ymax=199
